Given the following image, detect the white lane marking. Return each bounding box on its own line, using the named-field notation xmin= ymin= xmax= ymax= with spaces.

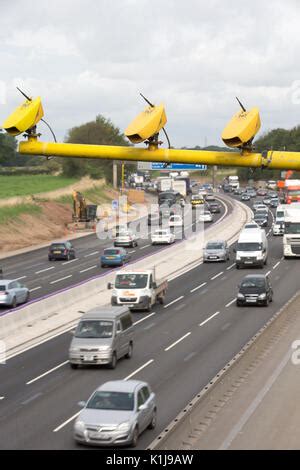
xmin=26 ymin=361 xmax=69 ymax=385
xmin=211 ymin=271 xmax=223 ymax=280
xmin=199 ymin=311 xmax=220 ymax=327
xmin=15 ymin=276 xmax=27 ymax=281
xmin=21 ymin=392 xmax=42 ymax=405
xmin=143 ymin=322 xmax=156 ymax=331
xmin=164 ymin=296 xmax=184 ymax=308
xmin=133 ymin=312 xmax=156 ymax=325
xmin=266 ymin=270 xmax=271 ymax=276
xmin=183 ymin=352 xmax=197 ymax=362
xmin=29 ymin=286 xmax=42 ymax=293
xmin=0 ymin=397 xmax=4 ymax=400
xmin=164 ymin=332 xmax=191 ymax=352
xmin=128 ymin=250 xmax=136 ymax=254
xmin=62 ymin=259 xmax=78 ymax=265
xmin=84 ymin=251 xmax=99 ymax=257
xmin=226 ymin=263 xmax=236 ymax=270
xmin=219 ymin=348 xmax=291 ymax=450
xmin=281 ymin=256 xmax=284 ymax=260
xmin=139 ymin=244 xmax=151 ymax=250
xmin=50 ymin=275 xmax=72 ymax=284
xmin=79 ymin=265 xmax=97 ymax=273
xmin=36 ymin=266 xmax=55 ymax=274
xmin=225 ymin=298 xmax=236 ymax=308
xmin=53 ymin=411 xmax=81 ymax=433
xmin=190 ymin=282 xmax=207 ymax=293
xmin=124 ymin=359 xmax=154 ymax=381
xmin=273 ymin=261 xmax=280 ymax=270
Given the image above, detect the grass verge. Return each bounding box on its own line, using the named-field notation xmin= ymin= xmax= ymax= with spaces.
xmin=0 ymin=204 xmax=42 ymax=225
xmin=0 ymin=175 xmax=78 ymax=199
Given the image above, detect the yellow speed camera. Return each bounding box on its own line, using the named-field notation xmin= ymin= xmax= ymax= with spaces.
xmin=222 ymin=106 xmax=261 ymax=149
xmin=125 ymin=103 xmax=167 ymax=144
xmin=2 ymin=96 xmax=44 ymax=136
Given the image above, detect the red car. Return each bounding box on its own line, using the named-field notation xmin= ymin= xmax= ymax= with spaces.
xmin=256 ymin=188 xmax=267 ymax=196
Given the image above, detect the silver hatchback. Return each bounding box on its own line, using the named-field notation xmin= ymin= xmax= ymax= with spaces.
xmin=203 ymin=240 xmax=230 ymax=262
xmin=74 ymin=380 xmax=156 ymax=447
xmin=0 ymin=279 xmax=30 ymax=308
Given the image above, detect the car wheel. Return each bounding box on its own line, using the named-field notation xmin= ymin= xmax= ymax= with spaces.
xmin=109 ymin=352 xmax=117 ymax=369
xmin=263 ymin=298 xmax=269 ymax=307
xmin=48 ymin=256 xmax=53 ymax=261
xmin=131 ymin=426 xmax=139 ymax=448
xmin=101 ymin=264 xmax=105 ymax=268
xmin=236 ymin=300 xmax=242 ymax=307
xmin=11 ymin=297 xmax=17 ymax=308
xmin=125 ymin=342 xmax=133 ymax=359
xmin=148 ymin=409 xmax=157 ymax=430
xmin=66 ymin=253 xmax=70 ymax=261
xmin=236 ymin=264 xmax=240 ymax=269
xmin=70 ymin=363 xmax=78 ymax=369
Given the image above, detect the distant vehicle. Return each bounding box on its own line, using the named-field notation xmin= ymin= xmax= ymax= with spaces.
xmin=151 ymin=229 xmax=175 ymax=245
xmin=253 ymin=212 xmax=268 ymax=227
xmin=171 ymin=179 xmax=187 ymax=197
xmin=234 ymin=187 xmax=243 ymax=195
xmin=101 ymin=247 xmax=130 ymax=268
xmin=267 ymin=180 xmax=277 ymax=190
xmin=109 ymin=270 xmax=168 ymax=311
xmin=247 ymin=188 xmax=257 ymax=198
xmin=253 ymin=203 xmax=267 ymax=212
xmin=276 ymin=205 xmax=285 ymax=222
xmin=241 ymin=193 xmax=251 ymax=201
xmin=256 ymin=188 xmax=267 ymax=196
xmin=263 ymin=197 xmax=272 ymax=205
xmin=199 ymin=211 xmax=213 ymax=223
xmin=283 ymin=204 xmax=300 ymax=258
xmin=114 ymin=230 xmax=138 ymax=248
xmin=69 ymin=306 xmax=133 ymax=369
xmin=243 ymin=222 xmax=260 ymax=229
xmin=48 ymin=241 xmax=76 ymax=261
xmin=228 ymin=175 xmax=240 ymax=190
xmin=203 ymin=183 xmax=213 ymax=191
xmin=147 ymin=213 xmax=162 ymax=226
xmin=203 ymin=240 xmax=229 ymax=262
xmin=205 ymin=193 xmax=215 ymax=201
xmin=272 ymin=221 xmax=285 ymax=236
xmin=236 ymin=274 xmax=273 ymax=307
xmin=235 ymin=227 xmax=268 ymax=268
xmin=208 ymin=201 xmax=221 ymax=213
xmin=74 ymin=380 xmax=156 ymax=447
xmin=0 ymin=279 xmax=30 ymax=308
xmin=158 ymin=190 xmax=182 ymax=207
xmin=270 ymin=198 xmax=279 ymax=208
xmin=191 ymin=194 xmax=205 ymax=208
xmin=223 ymin=183 xmax=232 ymax=192
xmin=169 ymin=214 xmax=183 ymax=227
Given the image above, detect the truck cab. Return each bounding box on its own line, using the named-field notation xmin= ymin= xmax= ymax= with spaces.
xmin=109 ymin=270 xmax=168 ymax=312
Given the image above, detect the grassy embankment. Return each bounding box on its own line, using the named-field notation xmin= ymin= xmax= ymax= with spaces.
xmin=0 ymin=175 xmax=78 ymax=225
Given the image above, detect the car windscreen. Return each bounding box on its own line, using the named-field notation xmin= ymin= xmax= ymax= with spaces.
xmin=116 ymin=231 xmax=129 ymax=237
xmin=285 ymin=222 xmax=300 ymax=234
xmin=75 ymin=320 xmax=113 ymax=338
xmin=115 ymin=273 xmax=148 ymax=289
xmin=0 ymin=285 xmax=6 ymax=291
xmin=206 ymin=243 xmax=223 ymax=250
xmin=104 ymin=249 xmax=121 ymax=255
xmin=254 ymin=214 xmax=267 ymax=219
xmin=241 ymin=278 xmax=265 ymax=288
xmin=87 ymin=391 xmax=134 ymax=411
xmin=155 ymin=231 xmax=168 ymax=236
xmin=51 ymin=244 xmax=66 ymax=249
xmin=237 ymin=242 xmax=262 ymax=251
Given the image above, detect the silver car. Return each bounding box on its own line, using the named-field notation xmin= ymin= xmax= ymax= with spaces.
xmin=203 ymin=240 xmax=230 ymax=262
xmin=0 ymin=279 xmax=30 ymax=308
xmin=74 ymin=380 xmax=156 ymax=447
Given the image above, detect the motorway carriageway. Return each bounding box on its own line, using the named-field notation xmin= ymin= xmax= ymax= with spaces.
xmin=1 ymin=197 xmax=297 ymax=450
xmin=0 ymin=201 xmax=228 ymax=315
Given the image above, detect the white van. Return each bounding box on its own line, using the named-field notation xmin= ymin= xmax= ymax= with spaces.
xmin=235 ymin=228 xmax=268 ymax=269
xmin=276 ymin=205 xmax=285 ymax=223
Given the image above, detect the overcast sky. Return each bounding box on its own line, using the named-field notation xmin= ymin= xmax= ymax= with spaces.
xmin=1 ymin=0 xmax=300 ymax=148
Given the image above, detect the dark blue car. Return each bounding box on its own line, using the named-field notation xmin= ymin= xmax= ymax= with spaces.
xmin=101 ymin=247 xmax=130 ymax=268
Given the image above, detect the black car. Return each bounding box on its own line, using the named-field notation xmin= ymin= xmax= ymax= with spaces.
xmin=48 ymin=241 xmax=76 ymax=261
xmin=208 ymin=202 xmax=221 ymax=213
xmin=270 ymin=198 xmax=279 ymax=208
xmin=253 ymin=214 xmax=268 ymax=227
xmin=236 ymin=274 xmax=273 ymax=306
xmin=147 ymin=213 xmax=162 ymax=226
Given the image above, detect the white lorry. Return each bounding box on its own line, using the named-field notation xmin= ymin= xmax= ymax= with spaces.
xmin=108 ymin=269 xmax=168 ymax=312
xmin=283 ymin=204 xmax=300 ymax=258
xmin=171 ymin=179 xmax=187 ymax=197
xmin=157 ymin=177 xmax=172 ymax=192
xmin=235 ymin=227 xmax=268 ymax=268
xmin=228 ymin=175 xmax=240 ymax=190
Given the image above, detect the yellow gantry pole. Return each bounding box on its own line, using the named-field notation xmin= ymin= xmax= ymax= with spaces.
xmin=18 ymin=137 xmax=300 ymax=170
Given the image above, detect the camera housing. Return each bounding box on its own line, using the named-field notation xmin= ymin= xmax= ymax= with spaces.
xmin=125 ymin=103 xmax=167 ymax=144
xmin=2 ymin=96 xmax=44 ymax=136
xmin=222 ymin=106 xmax=261 ymax=149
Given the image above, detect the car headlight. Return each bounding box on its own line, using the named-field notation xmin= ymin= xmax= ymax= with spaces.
xmin=99 ymin=345 xmax=111 ymax=351
xmin=118 ymin=421 xmax=131 ymax=431
xmin=69 ymin=348 xmax=79 ymax=354
xmin=74 ymin=420 xmax=85 ymax=432
xmin=237 ymin=293 xmax=245 ymax=299
xmin=258 ymin=293 xmax=267 ymax=299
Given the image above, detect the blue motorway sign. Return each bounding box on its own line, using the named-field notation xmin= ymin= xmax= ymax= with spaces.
xmin=112 ymin=199 xmax=119 ymax=210
xmin=150 ymin=163 xmax=207 ymax=170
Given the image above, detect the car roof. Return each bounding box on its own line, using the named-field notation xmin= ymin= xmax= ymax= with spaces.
xmin=0 ymin=280 xmax=18 ymax=285
xmin=242 ymin=274 xmax=266 ymax=280
xmin=51 ymin=240 xmax=68 ymax=244
xmin=206 ymin=240 xmax=225 ymax=244
xmin=81 ymin=306 xmax=130 ymax=320
xmin=97 ymin=380 xmax=148 ymax=393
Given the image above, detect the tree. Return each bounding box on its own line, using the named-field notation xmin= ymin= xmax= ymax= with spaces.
xmin=62 ymin=115 xmax=129 ymax=182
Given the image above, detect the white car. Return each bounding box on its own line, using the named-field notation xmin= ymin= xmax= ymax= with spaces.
xmin=114 ymin=229 xmax=138 ymax=248
xmin=169 ymin=214 xmax=183 ymax=227
xmin=199 ymin=211 xmax=213 ymax=222
xmin=151 ymin=229 xmax=175 ymax=245
xmin=272 ymin=221 xmax=285 ymax=236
